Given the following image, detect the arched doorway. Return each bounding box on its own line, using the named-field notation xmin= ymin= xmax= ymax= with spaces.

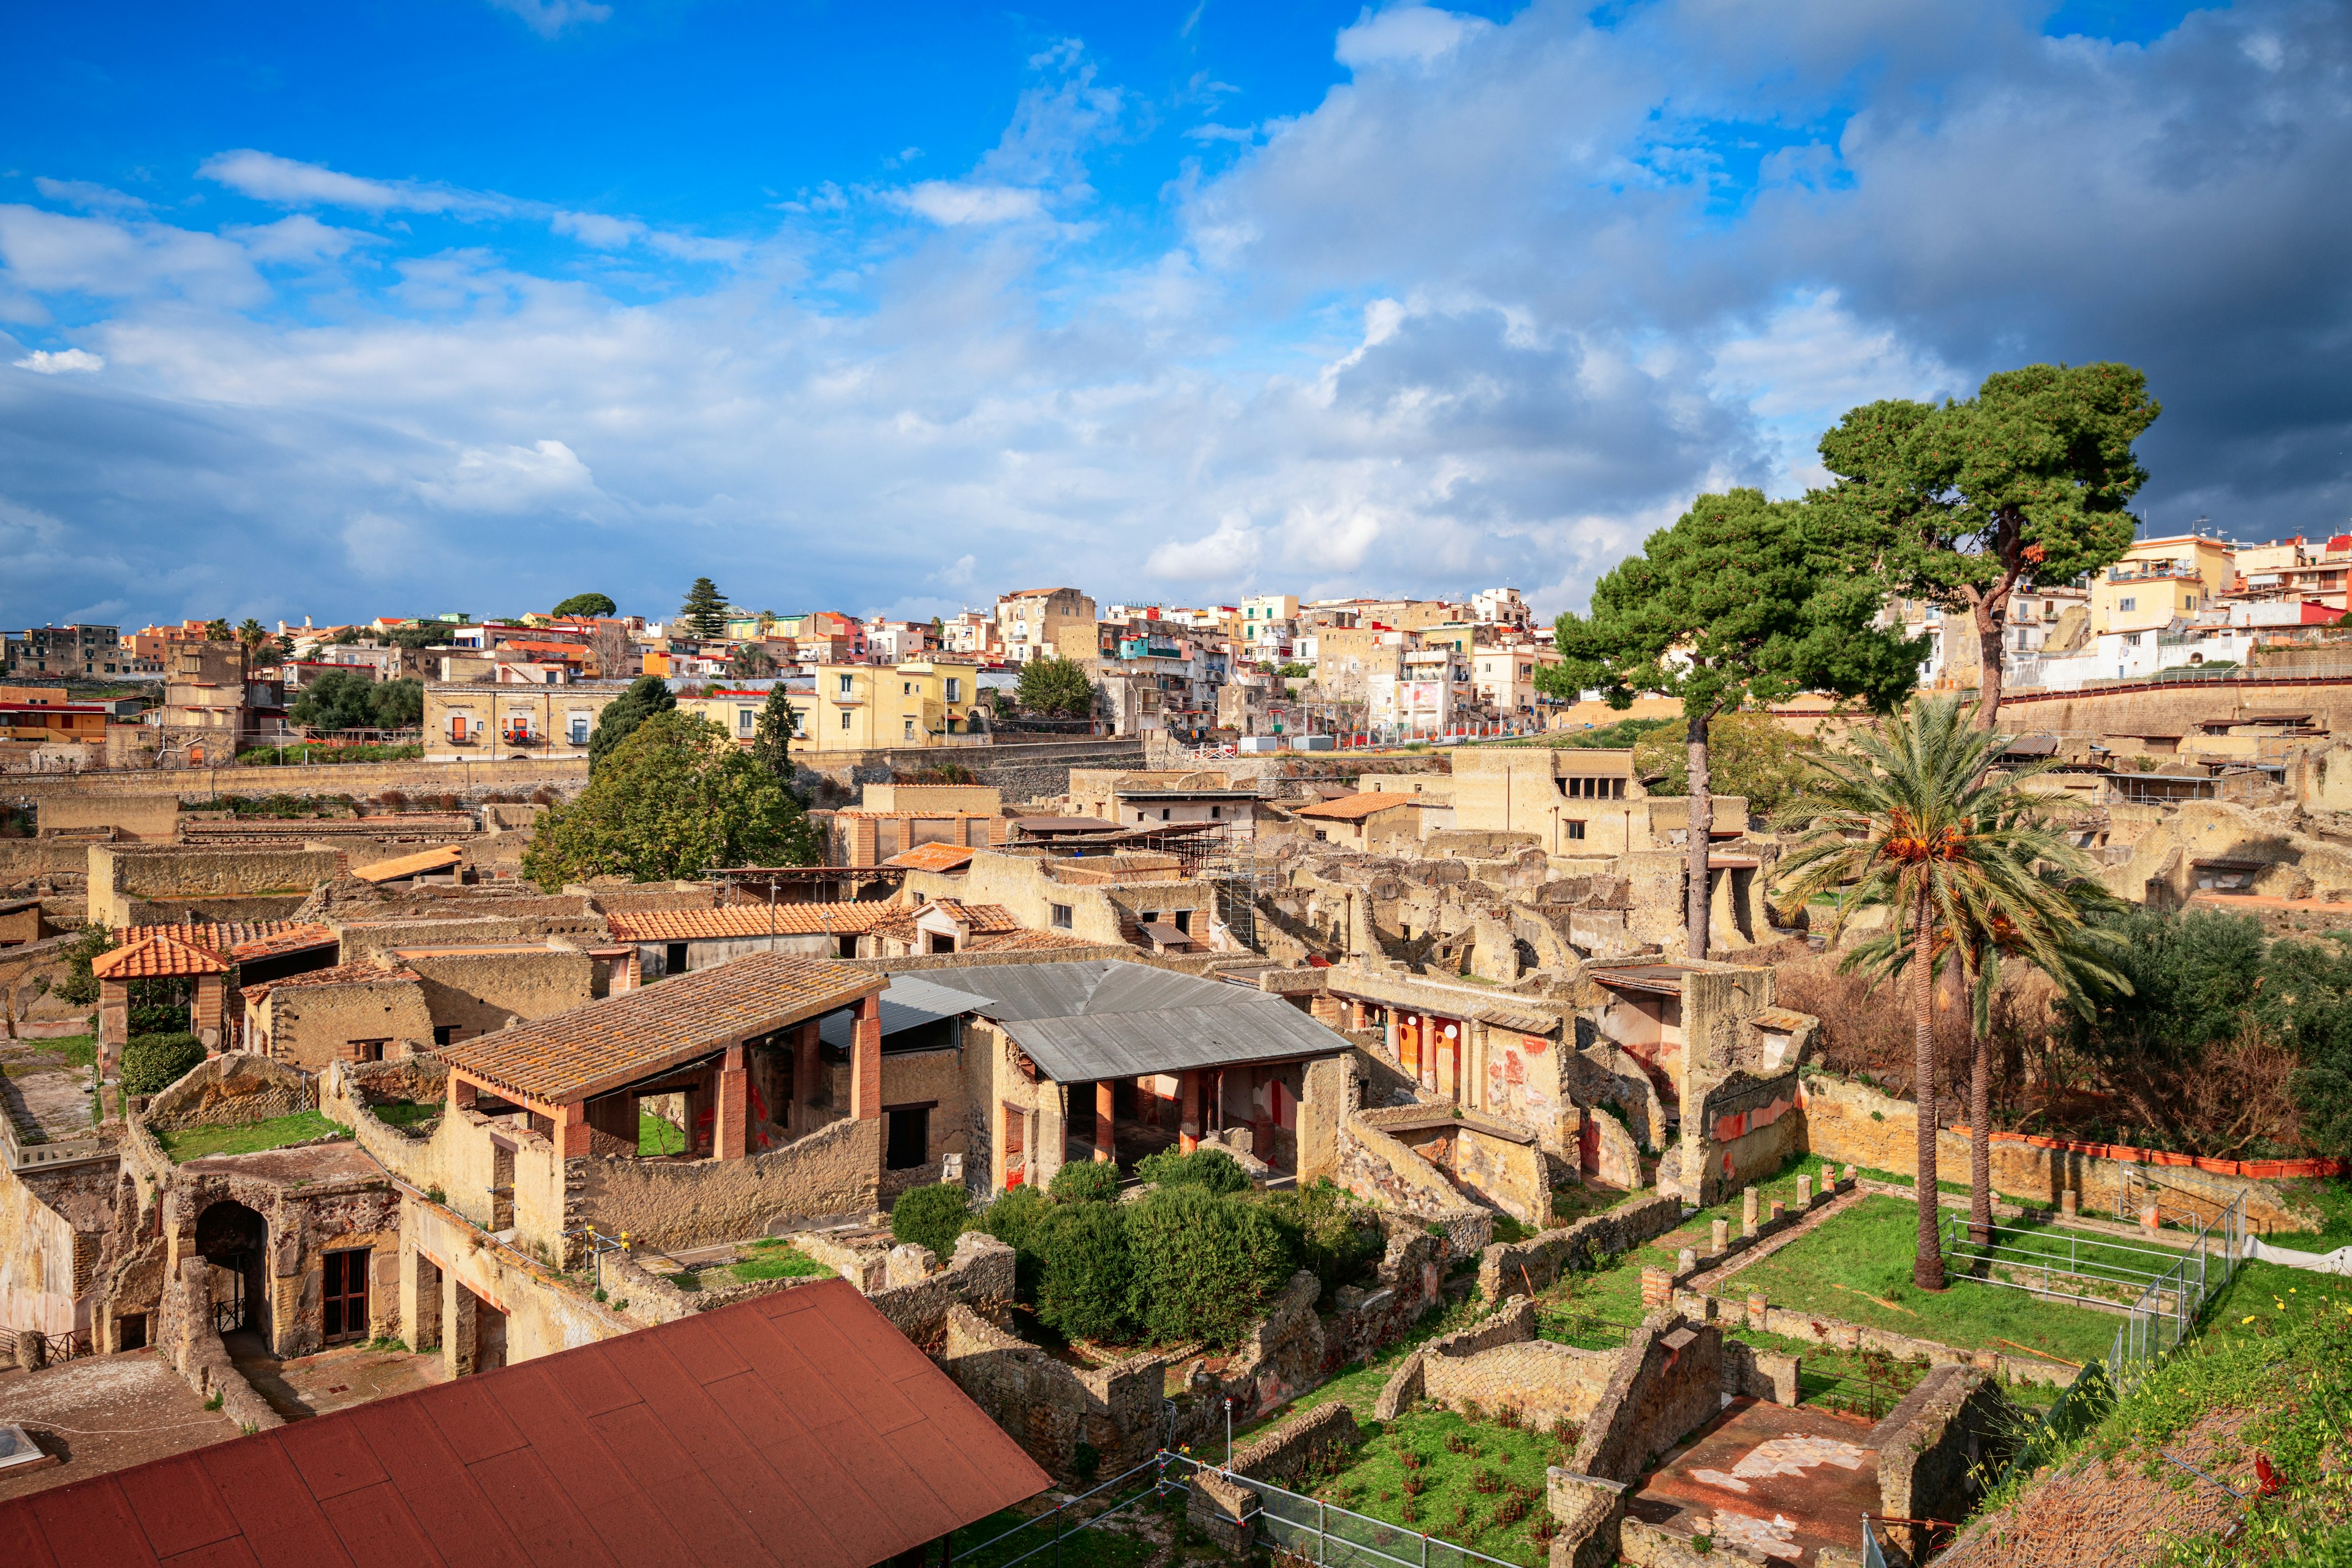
xmin=194 ymin=1200 xmax=266 ymax=1338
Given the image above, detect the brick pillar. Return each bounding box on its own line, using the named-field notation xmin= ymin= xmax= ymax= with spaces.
xmin=1640 ymin=1267 xmax=1671 ymax=1308
xmin=850 ymin=995 xmax=881 ymax=1120
xmin=1768 ymin=1199 xmax=1786 ymax=1224
xmin=1094 ymin=1081 xmax=1115 ymax=1163
xmin=193 ymin=974 xmax=225 ymax=1050
xmin=443 ymin=1272 xmax=478 ymax=1380
xmin=451 ymin=1075 xmax=479 ymax=1111
xmin=716 ymin=1043 xmax=750 ymax=1161
xmin=1179 ymin=1070 xmax=1200 ymax=1154
xmin=555 ymin=1101 xmax=592 ymax=1159
xmin=793 ymin=1021 xmax=820 ymax=1136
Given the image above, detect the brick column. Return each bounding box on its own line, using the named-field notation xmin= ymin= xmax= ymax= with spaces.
xmin=716 ymin=1042 xmax=750 ymax=1161
xmin=1094 ymin=1081 xmax=1115 ymax=1163
xmin=554 ymin=1101 xmax=592 ymax=1159
xmin=793 ymin=1020 xmax=820 ymax=1136
xmin=850 ymin=995 xmax=882 ymax=1120
xmin=1179 ymin=1070 xmax=1201 ymax=1154
xmin=97 ymin=977 xmax=128 ymax=1077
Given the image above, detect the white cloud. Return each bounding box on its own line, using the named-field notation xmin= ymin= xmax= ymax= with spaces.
xmin=487 ymin=0 xmax=612 ymax=39
xmin=1335 ymin=3 xmax=1492 ymax=69
xmin=1148 ymin=514 xmax=1262 ymax=581
xmin=417 ymin=440 xmax=605 ymax=514
xmin=228 ymin=214 xmax=379 ymax=264
xmin=32 ymin=178 xmax=149 ymax=214
xmin=889 ymin=182 xmax=1048 ymax=226
xmin=198 ymin=150 xmax=508 ymax=217
xmin=551 ymin=209 xmax=644 ymax=249
xmin=11 ymin=347 xmax=104 ymax=374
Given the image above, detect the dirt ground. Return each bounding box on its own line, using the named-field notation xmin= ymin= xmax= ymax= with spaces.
xmin=224 ymin=1335 xmax=445 ymax=1420
xmin=0 ymin=1351 xmax=238 ymax=1501
xmin=0 ymin=1036 xmax=96 ymax=1145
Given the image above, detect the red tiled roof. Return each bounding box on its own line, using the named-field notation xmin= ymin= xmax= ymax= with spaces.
xmin=921 ymin=900 xmax=1019 ymax=933
xmin=226 ymin=923 xmax=340 ymax=962
xmin=89 ymin=933 xmax=232 ymax=979
xmin=439 ymin=950 xmax=884 ymax=1104
xmin=886 ymin=843 xmax=977 ymax=871
xmin=244 ymin=958 xmax=415 ymax=1005
xmin=606 ymin=904 xmax=907 ymax=942
xmin=352 ymin=845 xmax=466 ymax=883
xmin=112 ymin=919 xmax=327 ymax=954
xmin=967 ymin=929 xmax=1105 ymax=953
xmin=0 ymin=1280 xmax=1047 ymax=1567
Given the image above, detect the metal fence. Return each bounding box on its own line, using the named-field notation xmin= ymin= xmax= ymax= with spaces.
xmin=1157 ymin=1453 xmax=1527 ymax=1568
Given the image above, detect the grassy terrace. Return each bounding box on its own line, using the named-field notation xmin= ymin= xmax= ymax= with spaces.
xmin=156 ymin=1109 xmax=350 ymax=1163
xmin=370 ymin=1099 xmax=442 ymax=1131
xmin=1308 ymin=1407 xmax=1569 ymax=1568
xmin=1728 ymin=1194 xmax=2132 ymax=1370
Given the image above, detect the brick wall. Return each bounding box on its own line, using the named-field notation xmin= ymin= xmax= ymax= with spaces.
xmin=1476 ymin=1190 xmax=1681 ymax=1302
xmin=1570 ymin=1310 xmax=1725 ymax=1484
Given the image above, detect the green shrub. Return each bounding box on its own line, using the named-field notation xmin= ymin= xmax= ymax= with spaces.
xmin=1265 ymin=1180 xmax=1383 ymax=1298
xmin=1035 ymin=1202 xmax=1134 ymax=1343
xmin=978 ymin=1186 xmax=1053 ymax=1300
xmin=890 ymin=1182 xmax=972 ymax=1260
xmin=1049 ymin=1159 xmax=1122 ymax=1204
xmin=129 ymin=1003 xmax=188 ymax=1035
xmin=120 ymin=1033 xmax=206 ymax=1096
xmin=1134 ymin=1145 xmax=1250 ymax=1194
xmin=1125 ymin=1184 xmax=1294 ymax=1346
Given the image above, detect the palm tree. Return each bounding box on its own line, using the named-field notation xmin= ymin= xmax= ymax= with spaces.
xmin=1778 ymin=695 xmax=2084 ymax=1290
xmin=1849 ymin=846 xmax=2132 ymax=1246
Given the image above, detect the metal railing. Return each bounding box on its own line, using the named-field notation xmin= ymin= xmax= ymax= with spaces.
xmin=1939 ymin=1212 xmax=2188 ymax=1305
xmin=1158 ymin=1453 xmax=1526 ymax=1568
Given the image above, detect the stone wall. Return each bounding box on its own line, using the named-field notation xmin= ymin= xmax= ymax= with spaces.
xmin=88 ymin=843 xmax=345 ymax=929
xmin=0 ymin=1158 xmax=104 ymax=1339
xmin=1373 ymin=1295 xmax=1613 ymax=1430
xmin=1569 ymin=1310 xmax=1725 ymax=1484
xmin=1186 ymin=1401 xmax=1362 ymax=1555
xmin=402 ymin=947 xmax=593 ymax=1039
xmin=398 ymin=1194 xmax=633 ymax=1376
xmin=1688 ymin=1292 xmax=2076 ymax=1391
xmin=141 ymin=1052 xmax=314 ymax=1132
xmin=579 ymin=1114 xmax=883 ymax=1249
xmin=1796 ymin=1071 xmax=2315 ymax=1231
xmin=1546 ymin=1471 xmax=1630 ymax=1568
xmin=1335 ymin=1109 xmax=1496 ymax=1257
xmin=36 ymin=794 xmax=179 ymax=840
xmin=1868 ymin=1365 xmax=2014 ymax=1568
xmin=940 ymin=1303 xmax=1167 ymax=1482
xmin=1476 ymin=1191 xmax=1683 ymax=1303
xmin=865 ymin=1230 xmax=1017 ymax=1341
xmin=155 ymin=1254 xmax=283 ymax=1433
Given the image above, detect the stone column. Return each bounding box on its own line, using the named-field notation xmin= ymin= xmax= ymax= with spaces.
xmin=1179 ymin=1070 xmax=1201 ymax=1155
xmin=850 ymin=994 xmax=882 ymax=1120
xmin=716 ymin=1043 xmax=750 ymax=1161
xmin=442 ymin=1270 xmax=478 ymax=1379
xmin=1769 ymin=1199 xmax=1786 ymax=1224
xmin=98 ymin=976 xmax=128 ymax=1079
xmin=193 ymin=974 xmax=225 ymax=1050
xmin=792 ymin=1021 xmax=819 ymax=1136
xmin=1741 ymin=1186 xmax=1760 ymax=1239
xmin=1796 ymin=1174 xmax=1813 ymax=1207
xmin=1710 ymin=1218 xmax=1729 ymax=1254
xmin=1094 ymin=1081 xmax=1115 ymax=1163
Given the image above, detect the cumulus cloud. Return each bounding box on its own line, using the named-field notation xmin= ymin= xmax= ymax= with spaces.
xmin=5 ymin=4 xmax=2350 ymax=628
xmin=32 ymin=178 xmax=149 ymax=214
xmin=11 ymin=348 xmax=104 ymax=374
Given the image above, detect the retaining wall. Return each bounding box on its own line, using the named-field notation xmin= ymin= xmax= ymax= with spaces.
xmin=1569 ymin=1310 xmax=1724 ymax=1484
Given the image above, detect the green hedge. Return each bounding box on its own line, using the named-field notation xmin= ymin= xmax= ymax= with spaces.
xmin=889 ymin=1182 xmax=973 ymax=1259
xmin=121 ymin=1033 xmax=206 ymax=1097
xmin=1134 ymin=1145 xmax=1250 ymax=1194
xmin=1047 ymin=1159 xmax=1121 ymax=1203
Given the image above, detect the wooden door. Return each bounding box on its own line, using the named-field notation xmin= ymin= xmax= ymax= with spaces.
xmin=323 ymin=1248 xmax=369 ymax=1343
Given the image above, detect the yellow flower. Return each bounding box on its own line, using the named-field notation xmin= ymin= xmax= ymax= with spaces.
xmin=2244 ymin=1315 xmax=2258 ymax=1324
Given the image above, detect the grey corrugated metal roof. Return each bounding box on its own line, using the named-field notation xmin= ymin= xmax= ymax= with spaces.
xmin=908 ymin=960 xmax=1351 ymax=1080
xmin=817 ymin=974 xmax=999 ymax=1049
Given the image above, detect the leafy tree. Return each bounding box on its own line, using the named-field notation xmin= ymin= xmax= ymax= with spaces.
xmin=1778 ymin=695 xmax=2078 ymax=1290
xmin=1263 ymin=1180 xmax=1381 ymax=1299
xmin=290 ymin=671 xmax=420 ymax=733
xmin=977 ymin=1184 xmax=1053 ymax=1300
xmin=1812 ymin=363 xmax=2160 ymax=726
xmin=121 ymin=1033 xmax=205 ymax=1096
xmin=587 ymin=674 xmax=677 ymax=773
xmin=729 ymin=644 xmax=778 ymax=680
xmin=51 ymin=924 xmax=115 ymax=1007
xmin=1277 ymin=662 xmax=1313 ymax=679
xmin=385 ymin=624 xmax=446 ymax=652
xmin=1124 ymin=1183 xmax=1293 ymax=1346
xmin=748 ymin=685 xmax=797 ymax=783
xmin=1630 ymin=709 xmax=1817 ymax=827
xmin=521 ymin=711 xmax=818 ymax=888
xmin=889 ymin=1183 xmax=972 ymax=1259
xmin=552 ymin=592 xmax=617 ymax=618
xmin=1034 ymin=1202 xmax=1134 ymax=1342
xmin=1048 ymin=1159 xmax=1122 ymax=1203
xmin=371 ymin=677 xmax=423 ymax=730
xmin=1543 ymin=488 xmax=1920 ymax=957
xmin=678 ymin=577 xmax=730 ymax=639
xmin=1017 ymin=655 xmax=1096 ymax=718
xmin=202 ymin=618 xmax=232 ymax=641
xmin=331 ymin=627 xmax=364 ymax=646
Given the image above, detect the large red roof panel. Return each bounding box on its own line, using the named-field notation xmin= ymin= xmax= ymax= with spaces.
xmin=0 ymin=1280 xmax=1047 ymax=1568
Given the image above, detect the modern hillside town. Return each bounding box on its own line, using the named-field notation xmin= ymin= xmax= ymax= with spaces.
xmin=6 ymin=4 xmax=2350 ymax=1567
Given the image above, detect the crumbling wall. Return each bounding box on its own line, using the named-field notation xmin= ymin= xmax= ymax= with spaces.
xmin=88 ymin=843 xmax=344 ymax=929
xmin=1569 ymin=1311 xmax=1725 ymax=1484
xmin=580 ymin=1114 xmax=883 ymax=1249
xmin=155 ymin=1254 xmax=283 ymax=1433
xmin=141 ymin=1052 xmax=314 ymax=1132
xmin=1546 ymin=1471 xmax=1629 ymax=1568
xmin=865 ymin=1230 xmax=1017 ymax=1340
xmin=1373 ymin=1295 xmax=1613 ymax=1428
xmin=0 ymin=1159 xmax=99 ymax=1339
xmin=939 ymin=1303 xmax=1166 ymax=1482
xmin=1333 ymin=1110 xmax=1494 ymax=1257
xmin=1870 ymin=1365 xmax=2015 ymax=1567
xmin=1475 ymin=1191 xmax=1682 ymax=1302
xmin=1186 ymin=1401 xmax=1362 ymax=1555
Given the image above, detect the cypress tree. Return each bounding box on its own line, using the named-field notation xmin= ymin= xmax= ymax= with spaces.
xmin=587 ymin=674 xmax=677 ymax=774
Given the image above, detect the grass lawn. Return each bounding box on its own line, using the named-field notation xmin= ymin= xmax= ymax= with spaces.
xmin=2196 ymin=1260 xmax=2352 ymax=1351
xmin=949 ymin=1498 xmax=1172 ymax=1568
xmin=1643 ymin=1152 xmax=1850 ymax=1264
xmin=1727 ymin=1194 xmax=2126 ymax=1368
xmin=729 ymin=1238 xmax=832 ymax=1283
xmin=157 ymin=1109 xmax=349 ymax=1163
xmin=1534 ymin=1249 xmax=1653 ymax=1351
xmin=2264 ymin=1177 xmax=2352 ymax=1252
xmin=639 ymin=1111 xmax=685 ymax=1156
xmin=371 ymin=1099 xmax=441 ymax=1131
xmin=1311 ymin=1408 xmax=1571 ymax=1567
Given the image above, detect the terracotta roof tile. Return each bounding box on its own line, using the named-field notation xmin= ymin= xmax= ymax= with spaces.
xmin=113 ymin=920 xmax=325 ymax=954
xmin=0 ymin=1278 xmax=1044 ymax=1561
xmin=91 ymin=933 xmax=233 ymax=979
xmin=883 ymin=843 xmax=976 ymax=871
xmin=243 ymin=959 xmax=415 ymax=1005
xmin=227 ymin=924 xmax=339 ymax=961
xmin=924 ymin=899 xmax=1019 ymax=932
xmin=437 ymin=950 xmax=884 ymax=1104
xmin=605 ymin=904 xmax=903 ymax=942
xmin=351 ymin=845 xmax=466 ymax=883
xmin=965 ymin=929 xmax=1104 ymax=952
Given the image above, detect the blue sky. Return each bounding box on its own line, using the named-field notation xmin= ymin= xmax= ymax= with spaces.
xmin=4 ymin=1 xmax=2345 ymax=630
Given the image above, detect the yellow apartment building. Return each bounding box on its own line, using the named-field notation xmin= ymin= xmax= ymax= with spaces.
xmin=2092 ymin=534 xmax=2235 ymax=635
xmin=794 ymin=658 xmax=987 ymax=751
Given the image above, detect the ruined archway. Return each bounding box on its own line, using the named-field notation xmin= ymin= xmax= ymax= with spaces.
xmin=194 ymin=1199 xmax=266 ymax=1336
